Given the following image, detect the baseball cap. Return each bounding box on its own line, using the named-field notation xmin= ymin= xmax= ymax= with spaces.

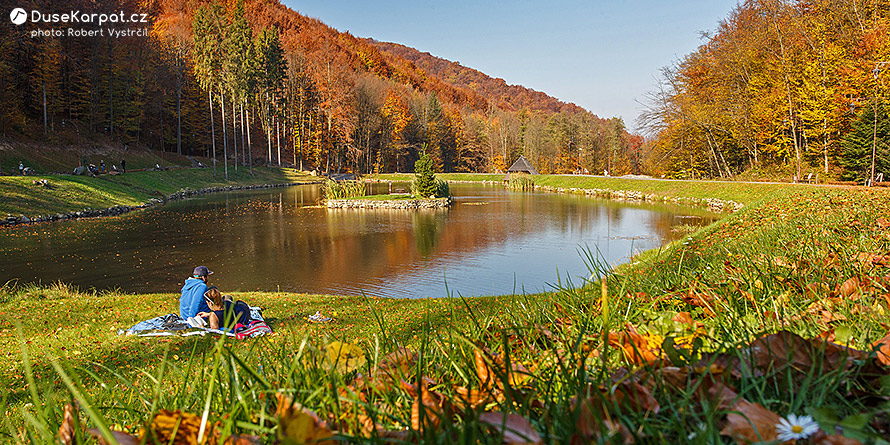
xmin=193 ymin=266 xmax=214 ymax=277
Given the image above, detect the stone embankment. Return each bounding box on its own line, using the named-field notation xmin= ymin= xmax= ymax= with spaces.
xmin=532 ymin=185 xmax=744 ymax=212
xmin=443 ymin=180 xmax=743 ymax=212
xmin=326 ymin=197 xmax=451 ymax=209
xmin=2 ymin=182 xmax=311 ymax=227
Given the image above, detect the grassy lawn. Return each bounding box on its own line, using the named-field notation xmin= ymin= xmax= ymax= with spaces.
xmin=0 ymin=168 xmax=318 ymax=218
xmin=375 ymin=173 xmax=800 ymax=207
xmin=342 ymin=193 xmax=414 ymax=201
xmin=3 ymin=177 xmax=890 ymax=443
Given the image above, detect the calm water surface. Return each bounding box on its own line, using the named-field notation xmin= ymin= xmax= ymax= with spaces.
xmin=0 ymin=183 xmax=719 ymax=298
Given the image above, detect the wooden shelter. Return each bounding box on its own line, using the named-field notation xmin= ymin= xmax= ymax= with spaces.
xmin=505 ymin=155 xmax=539 ymax=179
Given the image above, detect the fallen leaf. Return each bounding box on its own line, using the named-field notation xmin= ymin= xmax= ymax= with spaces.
xmin=276 ymin=393 xmax=336 ymax=444
xmin=810 ymin=430 xmax=863 ymax=445
xmin=571 ymin=396 xmax=634 ymax=444
xmin=719 ymin=399 xmax=782 ymax=444
xmin=454 ymin=385 xmax=494 ymax=410
xmin=608 ymin=331 xmax=663 ymax=365
xmin=403 ymin=379 xmax=450 ymax=433
xmin=872 ymin=331 xmax=890 ymax=366
xmin=59 ymin=404 xmax=76 ymax=445
xmin=87 ymin=429 xmax=140 ymax=445
xmin=141 ymin=410 xmax=218 ymax=445
xmin=671 ymin=312 xmax=695 ymax=326
xmin=740 ymin=331 xmax=866 ymax=380
xmin=877 ymin=217 xmax=890 ymax=228
xmin=478 ymin=412 xmax=543 ymax=445
xmin=325 ymin=341 xmax=366 ymax=374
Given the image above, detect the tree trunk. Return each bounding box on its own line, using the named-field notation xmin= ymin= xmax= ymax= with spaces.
xmin=246 ymin=103 xmax=252 ymax=173
xmin=221 ymin=91 xmax=229 ymax=180
xmin=177 ymin=83 xmax=182 ymax=155
xmin=232 ymin=96 xmax=238 ymax=175
xmin=276 ymin=117 xmax=281 ymax=167
xmin=43 ymin=83 xmax=48 ymax=134
xmin=209 ymin=90 xmax=216 ymax=178
xmin=240 ymin=101 xmax=246 ymax=168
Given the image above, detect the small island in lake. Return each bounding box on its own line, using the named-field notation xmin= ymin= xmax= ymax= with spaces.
xmin=324 ymin=151 xmax=452 ymax=209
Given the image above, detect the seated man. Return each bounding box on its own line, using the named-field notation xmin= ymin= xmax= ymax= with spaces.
xmin=179 ymin=266 xmax=213 ymax=319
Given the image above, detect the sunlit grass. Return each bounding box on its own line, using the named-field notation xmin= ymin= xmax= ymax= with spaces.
xmin=4 ymin=178 xmax=890 ymax=442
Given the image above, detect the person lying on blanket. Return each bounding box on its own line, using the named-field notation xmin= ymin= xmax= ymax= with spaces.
xmin=197 ymin=287 xmax=252 ymax=330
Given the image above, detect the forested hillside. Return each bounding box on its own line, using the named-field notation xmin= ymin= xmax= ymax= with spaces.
xmin=639 ymin=0 xmax=890 ymax=182
xmin=0 ymin=0 xmax=638 ymax=175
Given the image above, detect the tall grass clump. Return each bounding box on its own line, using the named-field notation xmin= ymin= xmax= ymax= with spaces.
xmin=507 ymin=175 xmax=535 ymax=191
xmin=321 ymin=179 xmax=366 ymax=199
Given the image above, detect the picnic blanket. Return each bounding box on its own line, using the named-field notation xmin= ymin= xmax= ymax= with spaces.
xmin=123 ymin=306 xmax=272 ymax=339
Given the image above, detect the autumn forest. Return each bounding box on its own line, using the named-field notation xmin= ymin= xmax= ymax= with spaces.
xmin=0 ymin=0 xmax=638 ymax=176
xmin=640 ymin=0 xmax=890 ymax=182
xmin=3 ymin=0 xmax=889 ymax=181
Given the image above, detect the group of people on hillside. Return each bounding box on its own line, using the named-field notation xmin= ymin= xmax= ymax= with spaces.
xmin=179 ymin=265 xmax=251 ymax=330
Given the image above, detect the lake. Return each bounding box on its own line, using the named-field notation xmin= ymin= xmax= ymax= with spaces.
xmin=0 ymin=183 xmax=719 ymax=298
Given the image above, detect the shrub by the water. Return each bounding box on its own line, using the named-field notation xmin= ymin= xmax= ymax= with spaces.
xmin=321 ymin=179 xmax=366 ymax=199
xmin=507 ymin=175 xmax=535 ymax=191
xmin=412 ymin=151 xmax=447 ymax=198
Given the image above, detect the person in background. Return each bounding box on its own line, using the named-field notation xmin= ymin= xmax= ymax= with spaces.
xmin=100 ymin=160 xmax=106 ymax=173
xmin=121 ymin=159 xmax=126 ymax=173
xmin=179 ymin=266 xmax=213 ymax=319
xmin=19 ymin=161 xmax=24 ymax=176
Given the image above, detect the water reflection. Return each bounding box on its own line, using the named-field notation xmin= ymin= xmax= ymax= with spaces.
xmin=0 ymin=184 xmax=719 ymax=298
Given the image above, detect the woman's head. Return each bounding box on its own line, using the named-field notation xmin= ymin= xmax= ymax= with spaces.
xmin=204 ymin=286 xmax=223 ymax=310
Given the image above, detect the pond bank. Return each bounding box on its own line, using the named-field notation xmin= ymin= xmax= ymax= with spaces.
xmin=371 ymin=173 xmax=806 ymax=209
xmin=0 ymin=168 xmax=320 ymax=227
xmin=325 ymin=196 xmax=451 ymax=209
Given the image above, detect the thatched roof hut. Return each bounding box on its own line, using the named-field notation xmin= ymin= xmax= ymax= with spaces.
xmin=505 ymin=156 xmax=539 ymax=179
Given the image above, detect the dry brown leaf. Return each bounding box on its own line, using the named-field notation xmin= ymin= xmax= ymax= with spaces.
xmin=878 ymin=217 xmax=890 ymax=228
xmin=607 ymin=331 xmax=662 ymax=365
xmin=872 ymin=331 xmax=890 ymax=366
xmin=478 ymin=412 xmax=543 ymax=445
xmin=473 ymin=347 xmax=533 ymax=390
xmin=741 ymin=331 xmax=866 ymax=380
xmin=223 ymin=434 xmax=263 ymax=444
xmin=839 ymin=277 xmax=862 ymax=298
xmin=454 ymin=385 xmax=494 ymax=410
xmin=87 ymin=429 xmax=141 ymax=445
xmin=611 ymin=380 xmax=660 ymax=414
xmin=810 ymin=430 xmax=863 ymax=445
xmin=376 ymin=347 xmax=416 ymax=379
xmin=275 ymin=393 xmax=336 ymax=444
xmin=671 ymin=312 xmax=696 ymax=326
xmin=141 ymin=409 xmax=219 ymax=445
xmin=406 ymin=379 xmax=450 ymax=433
xmin=571 ymin=397 xmax=633 ymax=445
xmin=475 ymin=349 xmax=494 ymax=390
xmin=719 ymin=399 xmax=783 ymax=444
xmin=59 ymin=404 xmax=76 ymax=445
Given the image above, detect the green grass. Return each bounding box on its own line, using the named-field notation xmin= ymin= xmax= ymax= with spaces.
xmin=376 ymin=173 xmax=801 ymax=207
xmin=4 ymin=177 xmax=890 ymax=443
xmin=342 ymin=193 xmax=414 ymax=201
xmin=0 ymin=168 xmax=318 ymax=218
xmin=0 ymin=143 xmax=194 ymax=176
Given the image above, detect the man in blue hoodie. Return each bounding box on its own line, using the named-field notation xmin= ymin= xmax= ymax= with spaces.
xmin=180 ymin=266 xmax=213 ymax=319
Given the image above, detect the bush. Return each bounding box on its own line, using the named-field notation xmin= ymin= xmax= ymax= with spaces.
xmin=412 ymin=151 xmax=447 ymax=198
xmin=321 ymin=179 xmax=366 ymax=199
xmin=507 ymin=175 xmax=535 ymax=191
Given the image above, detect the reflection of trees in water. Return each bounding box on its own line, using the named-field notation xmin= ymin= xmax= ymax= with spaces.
xmin=412 ymin=209 xmax=449 ymax=256
xmin=0 ymin=184 xmax=722 ymax=294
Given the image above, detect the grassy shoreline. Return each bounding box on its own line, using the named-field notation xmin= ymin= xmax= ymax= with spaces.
xmin=4 ymin=175 xmax=890 ymax=443
xmin=0 ymin=168 xmax=320 ymax=220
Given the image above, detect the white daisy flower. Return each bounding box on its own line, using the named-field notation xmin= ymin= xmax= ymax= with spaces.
xmin=776 ymin=414 xmax=820 ymax=441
